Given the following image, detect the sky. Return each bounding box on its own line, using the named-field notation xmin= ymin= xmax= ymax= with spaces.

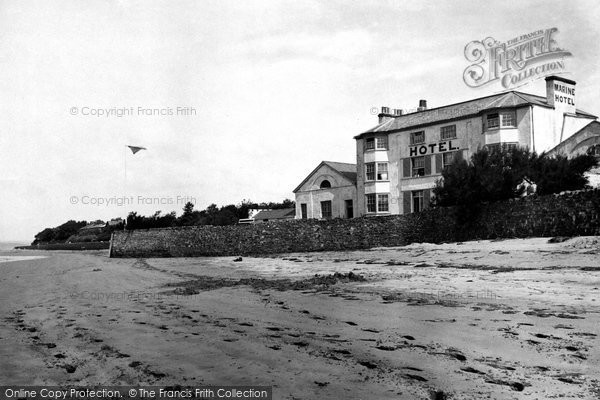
xmin=1 ymin=0 xmax=600 ymax=242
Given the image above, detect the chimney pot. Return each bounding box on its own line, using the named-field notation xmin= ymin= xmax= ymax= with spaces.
xmin=394 ymin=109 xmax=403 ymax=116
xmin=419 ymin=99 xmax=427 ymax=108
xmin=381 ymin=106 xmax=390 ymax=114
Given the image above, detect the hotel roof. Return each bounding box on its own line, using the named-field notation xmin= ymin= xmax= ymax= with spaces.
xmin=253 ymin=208 xmax=296 ymax=221
xmin=356 ymin=90 xmax=597 ymax=139
xmin=293 ymin=161 xmax=357 ymax=193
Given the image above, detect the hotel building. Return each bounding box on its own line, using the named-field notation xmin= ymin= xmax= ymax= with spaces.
xmin=354 ymin=76 xmax=598 ymax=216
xmin=294 ymin=76 xmax=600 ymax=219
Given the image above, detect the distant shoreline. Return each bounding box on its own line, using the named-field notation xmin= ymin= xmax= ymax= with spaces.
xmin=13 ymin=242 xmax=110 ymax=251
xmin=0 ymin=242 xmax=30 ymax=251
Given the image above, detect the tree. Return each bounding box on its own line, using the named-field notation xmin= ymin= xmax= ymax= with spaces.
xmin=433 ymin=146 xmax=598 ymax=209
xmin=182 ymin=202 xmax=194 ymax=215
xmin=177 ymin=202 xmax=203 ymax=226
xmin=125 ymin=211 xmax=176 ymax=230
xmin=433 ymin=147 xmax=530 ymax=208
xmin=121 ymin=198 xmax=298 ymax=231
xmin=530 ymin=153 xmax=598 ymax=195
xmin=33 ymin=228 xmax=55 ymax=244
xmin=32 ymin=220 xmax=88 ymax=244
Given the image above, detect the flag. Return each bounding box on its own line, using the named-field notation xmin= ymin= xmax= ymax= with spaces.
xmin=127 ymin=145 xmax=147 ymax=154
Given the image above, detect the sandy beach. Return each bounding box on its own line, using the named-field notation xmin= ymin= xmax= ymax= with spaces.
xmin=1 ymin=237 xmax=599 ymax=399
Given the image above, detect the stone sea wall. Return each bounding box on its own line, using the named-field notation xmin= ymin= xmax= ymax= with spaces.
xmin=110 ymin=189 xmax=600 ymax=258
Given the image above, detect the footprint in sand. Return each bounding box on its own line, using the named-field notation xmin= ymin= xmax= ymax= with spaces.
xmin=265 ymin=327 xmax=282 ymax=331
xmin=444 ymin=350 xmax=466 ymax=361
xmin=461 ymin=366 xmax=485 ymax=374
xmin=404 ymin=373 xmax=427 ymax=382
xmin=358 ymin=361 xmax=378 ymax=369
xmin=362 ymin=328 xmax=380 ymax=333
xmin=60 ymin=364 xmax=76 ymax=373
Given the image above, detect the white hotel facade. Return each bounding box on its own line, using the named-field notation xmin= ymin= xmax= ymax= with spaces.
xmin=294 ymin=76 xmax=600 ymax=219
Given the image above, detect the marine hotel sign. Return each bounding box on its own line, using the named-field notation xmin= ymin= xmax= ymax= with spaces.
xmin=552 ymin=81 xmax=575 ymax=106
xmin=463 ymin=28 xmax=572 ymax=89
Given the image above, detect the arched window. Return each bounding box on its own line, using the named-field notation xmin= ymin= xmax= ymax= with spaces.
xmin=320 ymin=180 xmax=331 ymax=189
xmin=587 ymin=144 xmax=600 ymax=157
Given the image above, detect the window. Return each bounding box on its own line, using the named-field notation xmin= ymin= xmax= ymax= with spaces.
xmin=486 ymin=143 xmax=518 ymax=153
xmin=588 ymin=144 xmax=600 ymax=157
xmin=365 ymin=136 xmax=387 ymax=151
xmin=376 ymin=137 xmax=388 ymax=149
xmin=412 ymin=190 xmax=424 ymax=213
xmin=440 ymin=125 xmax=456 ymax=140
xmin=320 ymin=180 xmax=331 ymax=188
xmin=442 ymin=152 xmax=455 ymax=168
xmin=320 ymin=201 xmax=332 ymax=219
xmin=366 ymin=194 xmax=376 ymax=213
xmin=365 ymin=163 xmax=375 ymax=181
xmin=300 ymin=203 xmax=307 ymax=219
xmin=376 ymin=163 xmax=388 ymax=180
xmin=366 ymin=193 xmax=388 ymax=213
xmin=410 ymin=131 xmax=425 ymax=145
xmin=378 ymin=194 xmax=389 ymax=212
xmin=487 ymin=113 xmax=499 ymax=129
xmin=486 ymin=111 xmax=516 ymax=129
xmin=366 ymin=162 xmax=388 ymax=181
xmin=501 ymin=112 xmax=516 ymax=127
xmin=411 ymin=156 xmax=425 ymax=177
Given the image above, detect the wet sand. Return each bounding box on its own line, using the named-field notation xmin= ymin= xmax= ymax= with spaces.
xmin=1 ymin=237 xmax=599 ymax=399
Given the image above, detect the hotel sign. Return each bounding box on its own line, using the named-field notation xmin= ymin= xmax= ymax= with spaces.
xmin=463 ymin=28 xmax=572 ymax=89
xmin=409 ymin=140 xmax=460 ymax=156
xmin=553 ymin=82 xmax=575 ymax=106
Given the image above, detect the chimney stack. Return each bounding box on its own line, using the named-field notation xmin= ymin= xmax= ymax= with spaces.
xmin=545 ymin=75 xmax=576 ymax=114
xmin=394 ymin=109 xmax=403 ymax=116
xmin=417 ymin=99 xmax=427 ymax=111
xmin=378 ymin=106 xmax=394 ymax=124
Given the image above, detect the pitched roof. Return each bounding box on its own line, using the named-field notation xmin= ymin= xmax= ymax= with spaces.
xmin=323 ymin=161 xmax=357 ymax=183
xmin=357 ymin=90 xmax=597 ymax=138
xmin=546 ymin=120 xmax=600 ymax=155
xmin=293 ymin=161 xmax=357 ymax=193
xmin=253 ymin=208 xmax=296 ymax=221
